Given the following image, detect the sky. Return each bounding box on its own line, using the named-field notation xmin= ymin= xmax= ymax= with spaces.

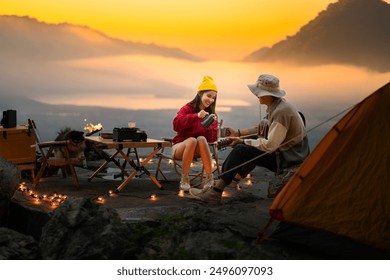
xmin=1 ymin=0 xmax=389 ymax=115
xmin=1 ymin=0 xmax=340 ymax=61
xmin=1 ymin=0 xmax=389 ymax=147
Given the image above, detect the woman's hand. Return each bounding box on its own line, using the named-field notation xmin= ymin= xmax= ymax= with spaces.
xmin=209 ymin=113 xmax=216 ymax=120
xmin=198 ymin=110 xmax=209 ymax=119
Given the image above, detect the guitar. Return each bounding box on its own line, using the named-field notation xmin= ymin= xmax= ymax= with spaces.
xmin=217 ymin=134 xmax=258 ymax=150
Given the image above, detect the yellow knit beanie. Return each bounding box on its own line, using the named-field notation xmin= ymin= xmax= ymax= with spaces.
xmin=197 ymin=76 xmax=218 ymax=92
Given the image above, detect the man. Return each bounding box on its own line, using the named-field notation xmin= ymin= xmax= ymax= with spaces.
xmin=189 ymin=74 xmax=310 ymax=204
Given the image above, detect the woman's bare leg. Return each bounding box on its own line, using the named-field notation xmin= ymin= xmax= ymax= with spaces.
xmin=173 ymin=137 xmax=197 ymax=174
xmin=195 ymin=136 xmax=212 ymax=174
xmin=195 ymin=136 xmax=214 ymax=189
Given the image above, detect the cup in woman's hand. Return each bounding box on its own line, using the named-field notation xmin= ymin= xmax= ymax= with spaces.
xmin=201 ymin=114 xmax=215 ymax=129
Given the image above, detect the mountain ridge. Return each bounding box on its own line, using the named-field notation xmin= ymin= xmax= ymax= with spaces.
xmin=244 ymin=0 xmax=390 ymax=72
xmin=0 ymin=15 xmax=203 ymax=62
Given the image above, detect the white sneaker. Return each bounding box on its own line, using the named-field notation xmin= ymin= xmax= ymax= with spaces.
xmin=180 ymin=174 xmax=191 ymax=191
xmin=203 ymin=173 xmax=214 ymax=190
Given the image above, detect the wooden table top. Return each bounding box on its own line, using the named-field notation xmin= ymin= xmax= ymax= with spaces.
xmin=85 ymin=136 xmax=170 ymax=149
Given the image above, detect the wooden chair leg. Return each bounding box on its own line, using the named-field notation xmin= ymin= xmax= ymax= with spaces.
xmin=60 ymin=166 xmax=67 ymax=178
xmin=30 ymin=169 xmax=35 ymax=181
xmin=68 ymin=164 xmax=80 ymax=189
xmin=155 ymin=154 xmax=168 ymax=181
xmin=211 ymin=144 xmax=221 ymax=175
xmin=33 ymin=162 xmax=47 ymax=188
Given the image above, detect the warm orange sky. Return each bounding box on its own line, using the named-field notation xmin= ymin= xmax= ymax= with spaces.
xmin=1 ymin=0 xmax=341 ymax=60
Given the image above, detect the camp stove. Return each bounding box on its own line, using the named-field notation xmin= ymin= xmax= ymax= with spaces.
xmin=112 ymin=127 xmax=147 ymax=142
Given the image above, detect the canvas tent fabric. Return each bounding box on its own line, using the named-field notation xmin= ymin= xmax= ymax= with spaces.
xmin=268 ymin=82 xmax=390 ymax=253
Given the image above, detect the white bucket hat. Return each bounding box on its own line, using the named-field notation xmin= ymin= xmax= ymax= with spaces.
xmin=247 ymin=74 xmax=286 ymax=98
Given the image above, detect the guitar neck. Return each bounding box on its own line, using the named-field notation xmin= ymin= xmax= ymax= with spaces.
xmin=239 ymin=133 xmax=258 ymax=139
xmin=217 ymin=133 xmax=259 ymax=150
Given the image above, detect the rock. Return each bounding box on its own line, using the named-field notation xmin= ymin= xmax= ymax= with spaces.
xmin=39 ymin=197 xmax=137 ymax=259
xmin=0 ymin=227 xmax=40 ymax=259
xmin=128 ymin=206 xmax=282 ymax=259
xmin=0 ymin=157 xmax=21 ymax=200
xmin=268 ymin=166 xmax=300 ymax=198
xmin=0 ymin=157 xmax=21 ymax=226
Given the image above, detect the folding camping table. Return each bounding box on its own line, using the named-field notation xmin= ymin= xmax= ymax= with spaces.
xmin=85 ymin=136 xmax=170 ymax=192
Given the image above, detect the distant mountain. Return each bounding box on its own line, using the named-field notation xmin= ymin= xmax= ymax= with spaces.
xmin=0 ymin=15 xmax=202 ymax=61
xmin=0 ymin=94 xmax=178 ymax=142
xmin=244 ymin=0 xmax=390 ymax=72
xmin=0 ymin=94 xmax=333 ymax=153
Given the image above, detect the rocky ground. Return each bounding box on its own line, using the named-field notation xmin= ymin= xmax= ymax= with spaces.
xmin=1 ymin=153 xmax=329 ymax=260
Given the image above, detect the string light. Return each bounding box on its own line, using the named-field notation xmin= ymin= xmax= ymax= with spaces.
xmin=245 ymin=179 xmax=253 ymax=186
xmin=242 ymin=173 xmax=253 ymax=186
xmin=178 ymin=190 xmax=185 ymax=197
xmin=17 ymin=179 xmax=165 ymax=208
xmin=141 ymin=158 xmax=153 ymax=164
xmin=17 ymin=183 xmax=68 ymax=209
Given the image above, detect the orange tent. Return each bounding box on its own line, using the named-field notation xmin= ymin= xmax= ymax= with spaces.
xmin=267 ymin=82 xmax=390 ymax=255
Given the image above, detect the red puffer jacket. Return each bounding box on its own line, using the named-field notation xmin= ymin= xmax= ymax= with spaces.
xmin=172 ymin=103 xmax=218 ymax=145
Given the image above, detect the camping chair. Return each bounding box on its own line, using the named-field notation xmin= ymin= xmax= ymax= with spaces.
xmin=28 ymin=119 xmax=81 ymax=189
xmin=155 ymin=137 xmax=220 ymax=186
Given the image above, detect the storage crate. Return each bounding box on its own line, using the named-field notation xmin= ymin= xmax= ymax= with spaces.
xmin=0 ymin=125 xmax=36 ymax=165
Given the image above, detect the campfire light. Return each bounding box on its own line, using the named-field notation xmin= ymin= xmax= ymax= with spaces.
xmin=84 ymin=122 xmax=104 ymax=136
xmin=149 ymin=194 xmax=157 ymax=201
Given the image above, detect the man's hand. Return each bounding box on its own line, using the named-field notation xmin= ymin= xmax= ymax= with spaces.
xmin=227 ymin=137 xmax=244 ymax=147
xmin=225 ymin=127 xmax=238 ymax=137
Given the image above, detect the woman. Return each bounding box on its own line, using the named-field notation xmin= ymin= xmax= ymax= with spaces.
xmin=172 ymin=75 xmax=219 ymax=191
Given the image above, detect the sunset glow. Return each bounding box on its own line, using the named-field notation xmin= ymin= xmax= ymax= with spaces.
xmin=32 ymin=55 xmax=389 ymax=112
xmin=1 ymin=0 xmax=388 ymax=139
xmin=1 ymin=0 xmax=339 ymax=60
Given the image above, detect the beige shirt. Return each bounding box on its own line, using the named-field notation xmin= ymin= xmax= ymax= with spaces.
xmin=244 ymin=98 xmax=309 ymax=169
